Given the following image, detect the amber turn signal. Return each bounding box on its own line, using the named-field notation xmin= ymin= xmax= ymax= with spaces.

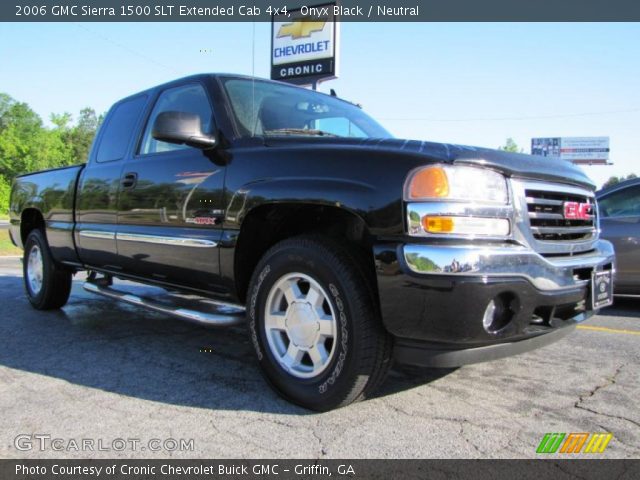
xmin=422 ymin=216 xmax=455 ymax=233
xmin=408 ymin=167 xmax=449 ymax=199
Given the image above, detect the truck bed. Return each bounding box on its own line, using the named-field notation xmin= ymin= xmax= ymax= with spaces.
xmin=10 ymin=164 xmax=85 ymax=264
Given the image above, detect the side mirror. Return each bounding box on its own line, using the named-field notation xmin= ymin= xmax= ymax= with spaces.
xmin=152 ymin=111 xmax=216 ymax=150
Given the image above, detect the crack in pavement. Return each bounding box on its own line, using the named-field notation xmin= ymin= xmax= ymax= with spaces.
xmin=574 ymin=364 xmax=640 ymax=430
xmin=457 ymin=419 xmax=486 ymax=456
xmin=381 ymin=398 xmax=493 ymax=457
xmin=311 ymin=425 xmax=328 ymax=458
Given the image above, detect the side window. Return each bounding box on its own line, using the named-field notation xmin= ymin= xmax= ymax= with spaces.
xmin=599 ymin=185 xmax=640 ymax=218
xmin=140 ymin=84 xmax=213 ymax=155
xmin=95 ymin=95 xmax=147 ymax=163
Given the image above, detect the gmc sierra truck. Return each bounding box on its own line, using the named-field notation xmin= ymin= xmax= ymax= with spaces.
xmin=9 ymin=74 xmax=615 ymax=411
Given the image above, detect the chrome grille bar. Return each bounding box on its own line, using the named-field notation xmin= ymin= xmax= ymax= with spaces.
xmin=524 ymin=184 xmax=596 ymax=243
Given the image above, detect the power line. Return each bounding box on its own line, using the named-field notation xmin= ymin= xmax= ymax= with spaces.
xmin=74 ymin=23 xmax=179 ymax=74
xmin=380 ymin=107 xmax=640 ymax=123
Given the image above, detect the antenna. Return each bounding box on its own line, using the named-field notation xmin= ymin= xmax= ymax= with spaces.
xmin=251 ymin=21 xmax=256 ymax=137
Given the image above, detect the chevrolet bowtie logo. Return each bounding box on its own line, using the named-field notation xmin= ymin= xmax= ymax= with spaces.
xmin=277 ymin=20 xmax=326 ymax=39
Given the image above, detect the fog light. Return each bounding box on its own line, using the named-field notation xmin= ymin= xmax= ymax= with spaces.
xmin=483 ymin=300 xmax=498 ymax=331
xmin=482 ymin=292 xmax=518 ymax=333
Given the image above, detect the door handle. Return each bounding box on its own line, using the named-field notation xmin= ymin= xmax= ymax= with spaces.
xmin=121 ymin=172 xmax=137 ymax=189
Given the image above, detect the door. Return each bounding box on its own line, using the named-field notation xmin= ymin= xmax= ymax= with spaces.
xmin=598 ymin=183 xmax=640 ymax=293
xmin=75 ymin=94 xmax=148 ymax=270
xmin=116 ymin=83 xmax=226 ymax=292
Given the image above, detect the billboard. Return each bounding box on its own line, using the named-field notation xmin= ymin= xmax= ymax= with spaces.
xmin=531 ymin=137 xmax=610 ymax=165
xmin=271 ymin=2 xmax=339 ymax=85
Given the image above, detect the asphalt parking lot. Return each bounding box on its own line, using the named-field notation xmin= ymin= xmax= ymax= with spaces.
xmin=0 ymin=256 xmax=638 ymax=459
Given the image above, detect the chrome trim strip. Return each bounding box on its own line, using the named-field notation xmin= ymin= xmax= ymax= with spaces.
xmin=116 ymin=232 xmax=217 ymax=248
xmin=530 ymin=226 xmax=596 ymax=235
xmin=79 ymin=230 xmax=116 ymax=240
xmin=521 ymin=181 xmax=595 ymax=198
xmin=83 ymin=283 xmax=245 ymax=327
xmin=403 ymin=241 xmax=615 ymax=291
xmin=406 ymin=202 xmax=514 ymax=239
xmin=407 ymin=202 xmax=513 ymax=218
xmin=528 ymin=212 xmax=565 ymax=220
xmin=525 ymin=197 xmax=563 ymax=206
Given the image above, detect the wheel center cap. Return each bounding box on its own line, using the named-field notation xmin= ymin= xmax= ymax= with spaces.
xmin=286 ymin=302 xmax=319 ymax=348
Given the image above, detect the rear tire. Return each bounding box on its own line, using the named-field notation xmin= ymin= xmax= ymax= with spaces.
xmin=247 ymin=235 xmax=393 ymax=411
xmin=23 ymin=229 xmax=72 ymax=310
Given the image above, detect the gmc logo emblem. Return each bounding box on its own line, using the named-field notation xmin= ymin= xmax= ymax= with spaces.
xmin=563 ymin=202 xmax=592 ymax=220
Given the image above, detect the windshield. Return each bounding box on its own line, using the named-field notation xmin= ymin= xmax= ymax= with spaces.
xmin=222 ymin=78 xmax=392 ymax=139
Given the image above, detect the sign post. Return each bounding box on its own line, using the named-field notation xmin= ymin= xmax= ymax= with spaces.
xmin=271 ymin=2 xmax=340 ymax=88
xmin=531 ymin=137 xmax=610 ymax=165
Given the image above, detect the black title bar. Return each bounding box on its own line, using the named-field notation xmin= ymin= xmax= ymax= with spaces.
xmin=3 ymin=0 xmax=640 ymax=21
xmin=2 ymin=459 xmax=640 ymax=480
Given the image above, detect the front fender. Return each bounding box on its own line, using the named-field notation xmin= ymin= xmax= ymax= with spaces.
xmin=226 ymin=176 xmax=399 ymax=233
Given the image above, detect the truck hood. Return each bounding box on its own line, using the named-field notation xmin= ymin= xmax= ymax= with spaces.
xmin=263 ymin=137 xmax=596 ymax=190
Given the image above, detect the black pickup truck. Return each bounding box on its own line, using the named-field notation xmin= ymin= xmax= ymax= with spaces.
xmin=9 ymin=74 xmax=615 ymax=410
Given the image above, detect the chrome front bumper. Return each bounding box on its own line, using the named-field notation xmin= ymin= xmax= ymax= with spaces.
xmin=403 ymin=239 xmax=615 ymax=292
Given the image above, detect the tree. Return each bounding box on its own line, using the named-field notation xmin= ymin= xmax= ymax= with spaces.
xmin=50 ymin=112 xmax=72 ymax=129
xmin=602 ymin=176 xmax=620 ymax=189
xmin=0 ymin=93 xmax=103 ymax=214
xmin=499 ymin=138 xmax=522 ymax=153
xmin=602 ymin=174 xmax=638 ymax=190
xmin=69 ymin=108 xmax=101 ymax=164
xmin=0 ymin=175 xmax=10 ymax=215
xmin=0 ymin=97 xmax=46 ymax=178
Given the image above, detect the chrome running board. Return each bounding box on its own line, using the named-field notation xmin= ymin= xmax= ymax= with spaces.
xmin=83 ymin=282 xmax=245 ymax=327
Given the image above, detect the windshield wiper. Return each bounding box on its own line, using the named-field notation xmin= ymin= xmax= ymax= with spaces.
xmin=263 ymin=128 xmax=340 ymax=137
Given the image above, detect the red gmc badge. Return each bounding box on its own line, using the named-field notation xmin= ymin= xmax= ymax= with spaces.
xmin=563 ymin=201 xmax=592 ymax=220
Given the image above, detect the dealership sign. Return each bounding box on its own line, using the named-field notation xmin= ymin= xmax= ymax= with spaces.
xmin=271 ymin=3 xmax=339 ymax=85
xmin=531 ymin=137 xmax=610 ymax=165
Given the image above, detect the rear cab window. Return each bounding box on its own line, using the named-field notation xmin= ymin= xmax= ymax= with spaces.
xmin=95 ymin=95 xmax=147 ymax=163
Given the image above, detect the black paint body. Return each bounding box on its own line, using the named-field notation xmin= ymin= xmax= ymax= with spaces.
xmin=9 ymin=74 xmax=597 ymax=355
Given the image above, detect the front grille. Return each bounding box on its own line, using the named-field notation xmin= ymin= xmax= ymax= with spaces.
xmin=525 ymin=188 xmax=596 ymax=242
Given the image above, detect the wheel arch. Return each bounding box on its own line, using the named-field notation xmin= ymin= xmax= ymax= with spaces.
xmin=233 ymin=200 xmax=378 ymax=304
xmin=20 ymin=208 xmax=46 ymax=246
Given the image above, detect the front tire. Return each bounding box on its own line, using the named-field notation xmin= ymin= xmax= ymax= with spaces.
xmin=247 ymin=235 xmax=393 ymax=411
xmin=23 ymin=229 xmax=72 ymax=310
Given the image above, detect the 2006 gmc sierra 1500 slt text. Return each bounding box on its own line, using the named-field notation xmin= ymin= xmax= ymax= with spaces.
xmin=9 ymin=74 xmax=615 ymax=410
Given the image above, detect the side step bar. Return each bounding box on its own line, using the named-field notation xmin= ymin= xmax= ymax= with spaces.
xmin=83 ymin=282 xmax=245 ymax=327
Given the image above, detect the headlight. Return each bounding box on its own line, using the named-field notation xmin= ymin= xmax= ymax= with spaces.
xmin=404 ymin=165 xmax=508 ymax=204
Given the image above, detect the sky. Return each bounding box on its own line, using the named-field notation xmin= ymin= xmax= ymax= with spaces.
xmin=1 ymin=22 xmax=639 ymax=188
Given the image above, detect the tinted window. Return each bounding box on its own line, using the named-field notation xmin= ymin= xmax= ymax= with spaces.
xmin=96 ymin=95 xmax=147 ymax=163
xmin=599 ymin=185 xmax=640 ymax=218
xmin=222 ymin=78 xmax=391 ymax=138
xmin=313 ymin=117 xmax=367 ymax=137
xmin=140 ymin=84 xmax=213 ymax=155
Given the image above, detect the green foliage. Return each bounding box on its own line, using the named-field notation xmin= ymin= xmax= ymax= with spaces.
xmin=405 ymin=253 xmax=439 ymax=273
xmin=602 ymin=174 xmax=637 ymax=190
xmin=499 ymin=138 xmax=522 ymax=153
xmin=0 ymin=229 xmax=21 ymax=255
xmin=0 ymin=175 xmax=10 ymax=216
xmin=0 ymin=93 xmax=102 ymax=214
